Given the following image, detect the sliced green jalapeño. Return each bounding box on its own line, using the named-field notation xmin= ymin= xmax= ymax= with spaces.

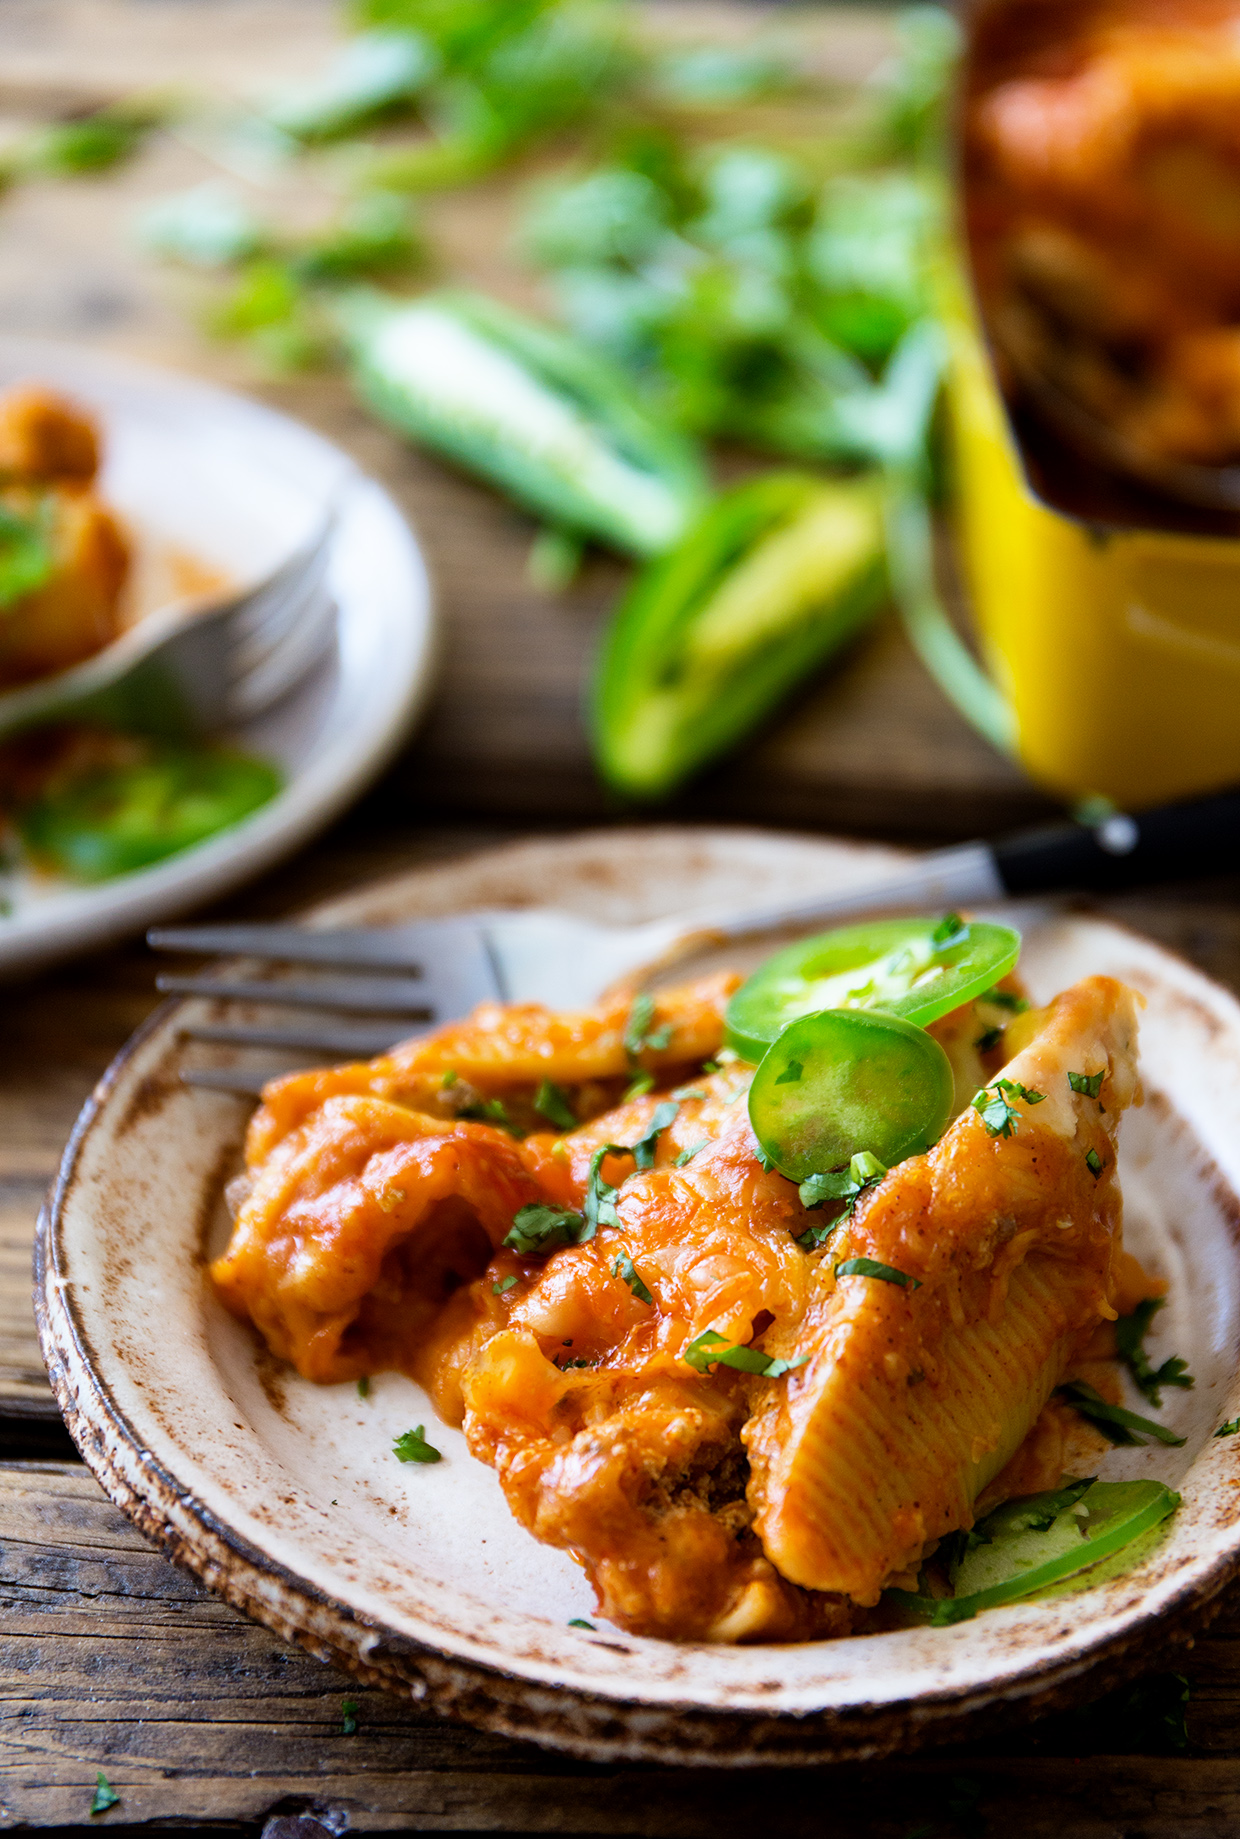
xmin=887 ymin=1478 xmax=1181 ymax=1627
xmin=725 ymin=915 xmax=1021 ymax=1064
xmin=748 ymin=1007 xmax=953 ymax=1181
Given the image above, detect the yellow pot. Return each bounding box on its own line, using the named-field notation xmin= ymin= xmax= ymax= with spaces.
xmin=943 ymin=262 xmax=1240 ymax=810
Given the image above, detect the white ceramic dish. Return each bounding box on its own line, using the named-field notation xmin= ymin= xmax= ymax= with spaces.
xmin=0 ymin=336 xmax=435 ymax=976
xmin=34 ymin=828 xmax=1240 ymax=1764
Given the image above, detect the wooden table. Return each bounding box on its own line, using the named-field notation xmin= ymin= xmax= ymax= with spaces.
xmin=5 ymin=4 xmax=1240 ymax=1831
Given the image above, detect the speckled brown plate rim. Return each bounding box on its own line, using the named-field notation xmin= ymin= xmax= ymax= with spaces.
xmin=31 ymin=827 xmax=1240 ymax=1766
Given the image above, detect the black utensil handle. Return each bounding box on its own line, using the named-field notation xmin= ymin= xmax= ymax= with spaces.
xmin=993 ymin=789 xmax=1240 ymax=897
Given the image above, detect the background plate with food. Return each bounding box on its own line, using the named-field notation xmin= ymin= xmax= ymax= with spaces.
xmin=0 ymin=336 xmax=434 ymax=976
xmin=34 ymin=829 xmax=1240 ymax=1764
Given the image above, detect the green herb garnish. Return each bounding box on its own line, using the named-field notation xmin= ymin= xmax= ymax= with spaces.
xmin=611 ymin=1248 xmax=653 ymax=1305
xmin=1057 ymin=1381 xmax=1185 ymax=1448
xmin=504 ymin=1202 xmax=588 ymax=1254
xmin=534 ymin=1079 xmax=577 ymax=1129
xmin=974 ymin=1026 xmax=1002 ymax=1054
xmin=683 ymin=1327 xmax=806 ymax=1378
xmin=583 ymin=1141 xmax=629 ymax=1234
xmin=1069 ymin=1069 xmax=1105 ymax=1100
xmin=393 ymin=1424 xmax=443 ymax=1464
xmin=1215 ymin=1418 xmax=1240 ymax=1438
xmin=1084 ymin=1146 xmax=1105 ymax=1179
xmin=834 ymin=1255 xmax=921 ymax=1289
xmin=971 ymin=1078 xmax=1045 ymax=1138
xmin=342 ymin=1696 xmax=360 ymax=1735
xmin=1115 ymin=1298 xmax=1194 ymax=1407
xmin=630 ymin=1099 xmax=679 ymax=1169
xmin=568 ymin=1617 xmax=596 ymax=1629
xmin=931 ymin=912 xmax=969 ymax=950
xmin=980 ymin=987 xmax=1028 ymax=1013
xmin=493 ymin=1274 xmax=519 ymax=1295
xmin=624 ymin=991 xmax=673 ymax=1060
xmin=90 ymin=1772 xmax=120 ymax=1816
xmin=674 ymin=1139 xmax=711 ymax=1166
xmin=774 ymin=1058 xmax=803 ymax=1085
xmin=356 ymin=1375 xmax=370 ymax=1399
xmin=460 ymin=1094 xmax=523 ymax=1135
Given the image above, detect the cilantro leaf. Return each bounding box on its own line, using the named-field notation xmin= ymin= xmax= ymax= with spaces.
xmin=624 ymin=991 xmax=673 ymax=1062
xmin=774 ymin=1058 xmax=803 ymax=1085
xmin=1215 ymin=1417 xmax=1240 ymax=1437
xmin=357 ymin=1375 xmax=370 ymax=1399
xmin=1069 ymin=1069 xmax=1105 ymax=1100
xmin=90 ymin=1772 xmax=120 ymax=1816
xmin=797 ymin=1152 xmax=887 ymax=1244
xmin=834 ymin=1256 xmax=921 ymax=1289
xmin=1115 ymin=1298 xmax=1194 ymax=1406
xmin=534 ymin=1079 xmax=577 ymax=1130
xmin=583 ymin=1142 xmax=630 ymax=1234
xmin=980 ymin=987 xmax=1029 ymax=1013
xmin=971 ymin=1078 xmax=1045 ymax=1138
xmin=1057 ymin=1381 xmax=1186 ymax=1447
xmin=493 ymin=1273 xmax=518 ymax=1295
xmin=460 ymin=1094 xmax=523 ymax=1135
xmin=630 ymin=1099 xmax=679 ymax=1170
xmin=674 ymin=1138 xmax=711 ymax=1166
xmin=341 ymin=1696 xmax=360 ymax=1735
xmin=974 ymin=1026 xmax=1002 ymax=1053
xmin=1085 ymin=1146 xmax=1105 ymax=1179
xmin=932 ymin=911 xmax=969 ymax=951
xmin=682 ymin=1327 xmax=807 ymax=1378
xmin=623 ymin=1070 xmax=655 ymax=1100
xmin=568 ymin=1617 xmax=595 ymax=1629
xmin=504 ymin=1202 xmax=588 ymax=1254
xmin=611 ymin=1247 xmax=653 ymax=1305
xmin=393 ymin=1423 xmax=443 ymax=1464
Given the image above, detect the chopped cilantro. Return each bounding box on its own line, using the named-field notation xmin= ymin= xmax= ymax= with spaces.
xmin=583 ymin=1142 xmax=629 ymax=1234
xmin=493 ymin=1274 xmax=519 ymax=1295
xmin=834 ymin=1256 xmax=921 ymax=1289
xmin=1069 ymin=1069 xmax=1105 ymax=1100
xmin=568 ymin=1617 xmax=595 ymax=1629
xmin=682 ymin=1327 xmax=807 ymax=1378
xmin=505 ymin=1202 xmax=588 ymax=1254
xmin=440 ymin=1068 xmax=459 ymax=1089
xmin=1085 ymin=1146 xmax=1105 ymax=1179
xmin=980 ymin=987 xmax=1029 ymax=1013
xmin=798 ymin=1151 xmax=887 ymax=1230
xmin=624 ymin=991 xmax=672 ymax=1060
xmin=461 ymin=1094 xmax=522 ymax=1136
xmin=971 ymin=1078 xmax=1045 ymax=1138
xmin=1115 ymin=1298 xmax=1194 ymax=1407
xmin=1215 ymin=1417 xmax=1240 ymax=1438
xmin=342 ymin=1696 xmax=360 ymax=1735
xmin=774 ymin=1058 xmax=803 ymax=1085
xmin=534 ymin=1079 xmax=577 ymax=1130
xmin=674 ymin=1139 xmax=711 ymax=1166
xmin=90 ymin=1772 xmax=120 ymax=1816
xmin=671 ymin=1084 xmax=706 ymax=1101
xmin=623 ymin=1070 xmax=655 ymax=1100
xmin=630 ymin=1099 xmax=679 ymax=1170
xmin=754 ymin=1146 xmax=777 ymax=1172
xmin=974 ymin=1026 xmax=1002 ymax=1054
xmin=1057 ymin=1381 xmax=1185 ymax=1447
xmin=932 ymin=912 xmax=969 ymax=951
xmin=356 ymin=1375 xmax=370 ymax=1400
xmin=393 ymin=1424 xmax=443 ymax=1464
xmin=700 ymin=1059 xmax=721 ymax=1075
xmin=611 ymin=1247 xmax=653 ymax=1305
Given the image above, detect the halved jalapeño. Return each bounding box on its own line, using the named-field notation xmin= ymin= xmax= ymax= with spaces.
xmin=748 ymin=1006 xmax=954 ymax=1181
xmin=725 ymin=915 xmax=1020 ymax=1064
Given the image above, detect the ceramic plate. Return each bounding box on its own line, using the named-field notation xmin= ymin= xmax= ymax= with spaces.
xmin=34 ymin=828 xmax=1240 ymax=1765
xmin=0 ymin=336 xmax=435 ymax=976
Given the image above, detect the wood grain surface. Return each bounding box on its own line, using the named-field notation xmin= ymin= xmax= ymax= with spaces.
xmin=5 ymin=2 xmax=1240 ymax=1829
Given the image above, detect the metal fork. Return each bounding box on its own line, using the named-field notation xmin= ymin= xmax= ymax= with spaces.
xmin=149 ymin=779 xmax=1240 ymax=1094
xmin=0 ymin=506 xmax=341 ymax=742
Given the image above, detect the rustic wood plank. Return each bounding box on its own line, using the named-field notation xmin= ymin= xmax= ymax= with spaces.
xmin=2 ymin=1460 xmax=1238 ymax=1835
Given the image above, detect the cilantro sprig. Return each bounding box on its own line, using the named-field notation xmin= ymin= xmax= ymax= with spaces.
xmin=393 ymin=1424 xmax=443 ymax=1464
xmin=90 ymin=1772 xmax=120 ymax=1816
xmin=1057 ymin=1381 xmax=1186 ymax=1448
xmin=834 ymin=1256 xmax=921 ymax=1289
xmin=624 ymin=991 xmax=673 ymax=1060
xmin=611 ymin=1247 xmax=653 ymax=1305
xmin=683 ymin=1327 xmax=806 ymax=1378
xmin=630 ymin=1099 xmax=679 ymax=1169
xmin=1115 ymin=1298 xmax=1194 ymax=1407
xmin=534 ymin=1079 xmax=577 ymax=1129
xmin=1069 ymin=1069 xmax=1105 ymax=1101
xmin=796 ymin=1151 xmax=887 ymax=1249
xmin=971 ymin=1078 xmax=1045 ymax=1138
xmin=505 ymin=1202 xmax=590 ymax=1253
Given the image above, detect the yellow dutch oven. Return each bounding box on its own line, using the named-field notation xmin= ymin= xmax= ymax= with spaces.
xmin=941 ymin=260 xmax=1240 ymax=812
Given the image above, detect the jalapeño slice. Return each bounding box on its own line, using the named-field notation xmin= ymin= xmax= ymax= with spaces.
xmin=748 ymin=1006 xmax=954 ymax=1181
xmin=725 ymin=915 xmax=1021 ymax=1064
